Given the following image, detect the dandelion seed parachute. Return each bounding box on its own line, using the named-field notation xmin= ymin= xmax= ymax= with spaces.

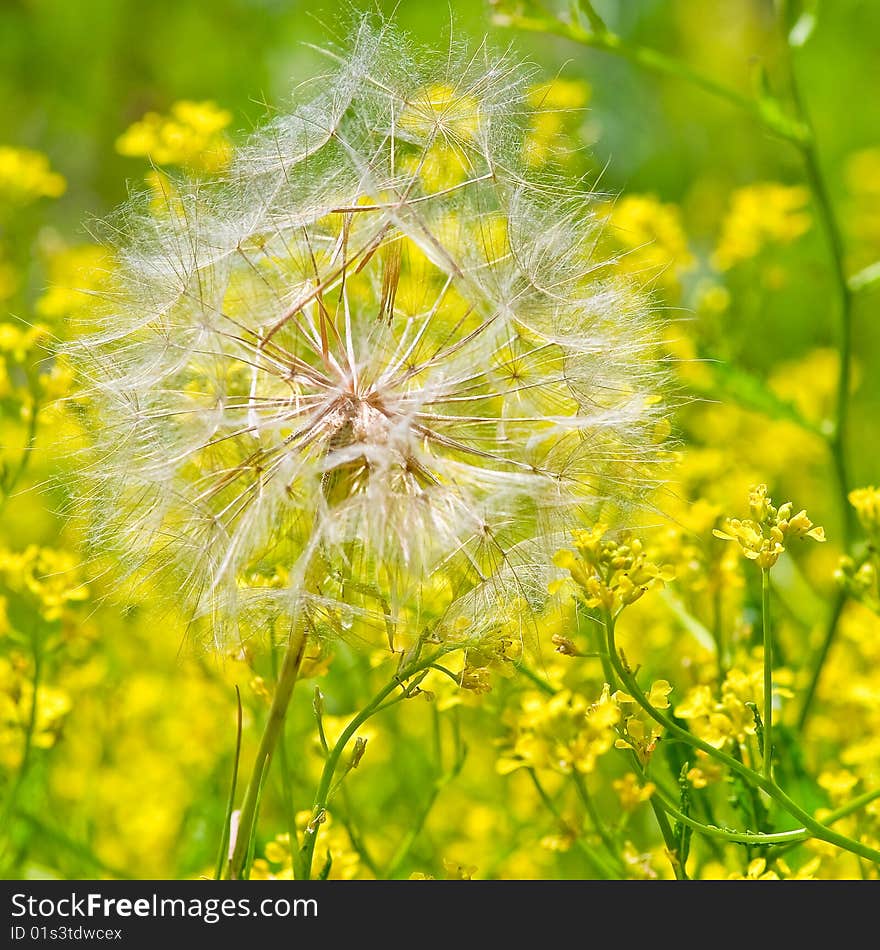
xmin=69 ymin=19 xmax=667 ymax=653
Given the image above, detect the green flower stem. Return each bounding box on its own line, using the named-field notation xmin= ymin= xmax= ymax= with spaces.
xmin=778 ymin=27 xmax=856 ymax=726
xmin=0 ymin=637 xmax=41 ymax=873
xmin=0 ymin=389 xmax=40 ymax=515
xmin=295 ymin=645 xmax=458 ymax=881
xmin=228 ymin=623 xmax=308 ymax=880
xmin=602 ymin=608 xmax=880 ymax=864
xmin=626 ymin=755 xmax=802 ymax=850
xmin=570 ymin=770 xmax=626 ymax=871
xmin=797 ymin=588 xmax=846 ymax=732
xmin=762 ymin=568 xmax=773 ymax=780
xmin=384 ymin=707 xmax=466 ymax=878
xmin=494 ymin=10 xmax=807 ymax=143
xmin=767 ymin=787 xmax=880 ymax=861
xmin=526 ymin=768 xmax=618 ymax=879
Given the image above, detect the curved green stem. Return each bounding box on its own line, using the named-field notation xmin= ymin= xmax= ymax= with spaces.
xmin=493 ymin=9 xmax=807 ymax=143
xmin=295 ymin=645 xmax=458 ymax=880
xmin=602 ymin=609 xmax=880 ymax=864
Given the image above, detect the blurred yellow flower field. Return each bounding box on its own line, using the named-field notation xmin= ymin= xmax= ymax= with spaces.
xmin=1 ymin=0 xmax=879 ymax=881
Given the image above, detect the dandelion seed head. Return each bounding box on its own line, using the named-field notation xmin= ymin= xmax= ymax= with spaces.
xmin=69 ymin=18 xmax=669 ymax=653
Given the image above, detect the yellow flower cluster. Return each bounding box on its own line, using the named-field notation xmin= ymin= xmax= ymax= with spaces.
xmin=115 ymin=100 xmax=233 ymax=173
xmin=675 ymin=667 xmax=770 ymax=753
xmin=0 ymin=546 xmax=89 ymax=622
xmin=0 ymin=146 xmax=66 ymax=205
xmin=553 ymin=526 xmax=673 ymax=614
xmin=849 ymin=486 xmax=880 ymax=538
xmin=713 ymin=484 xmax=825 ymax=569
xmin=36 ymin=244 xmax=115 ymax=322
xmin=0 ymin=657 xmax=71 ymax=769
xmin=603 ymin=194 xmax=694 ymax=292
xmin=713 ymin=183 xmax=811 ymax=270
xmin=837 ymin=487 xmax=880 ymax=611
xmin=496 ymin=685 xmax=620 ymax=776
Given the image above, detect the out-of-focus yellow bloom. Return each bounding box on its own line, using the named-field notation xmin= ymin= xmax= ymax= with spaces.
xmin=603 ymin=194 xmax=694 ymax=292
xmin=0 ymin=147 xmax=66 ymax=205
xmin=0 ymin=658 xmax=72 ymax=768
xmin=523 ymin=78 xmax=590 ymax=167
xmin=496 ymin=685 xmax=621 ymax=776
xmin=115 ymin=101 xmax=233 ymax=173
xmin=0 ymin=546 xmax=89 ymax=621
xmin=399 ymin=84 xmax=481 ymax=141
xmin=769 ymin=348 xmax=849 ymax=427
xmin=818 ymin=769 xmax=859 ymax=802
xmin=713 ymin=182 xmax=811 ymax=270
xmin=36 ymin=244 xmax=115 ymax=322
xmin=612 ymin=772 xmax=656 ymax=812
xmin=844 ymin=147 xmax=880 ymax=258
xmin=0 ymin=256 xmax=18 ymax=302
xmin=729 ymin=857 xmax=779 ymax=880
xmin=849 ymin=486 xmax=880 ymax=537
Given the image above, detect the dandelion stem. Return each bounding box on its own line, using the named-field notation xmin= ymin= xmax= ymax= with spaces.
xmin=761 ymin=568 xmax=773 ymax=780
xmin=228 ymin=624 xmax=308 ymax=880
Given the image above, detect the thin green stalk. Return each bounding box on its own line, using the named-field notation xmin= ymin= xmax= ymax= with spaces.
xmin=0 ymin=391 xmax=40 ymax=515
xmin=767 ymin=787 xmax=880 ymax=861
xmin=798 ymin=588 xmax=846 ymax=732
xmin=570 ymin=770 xmax=621 ymax=864
xmin=778 ymin=27 xmax=856 ymax=721
xmin=0 ymin=628 xmax=41 ymax=863
xmin=494 ymin=9 xmax=807 ymax=143
xmin=762 ymin=568 xmax=773 ymax=780
xmin=228 ymin=624 xmax=308 ymax=880
xmin=295 ymin=646 xmax=457 ymax=880
xmin=526 ymin=768 xmax=618 ymax=879
xmin=602 ymin=609 xmax=880 ymax=864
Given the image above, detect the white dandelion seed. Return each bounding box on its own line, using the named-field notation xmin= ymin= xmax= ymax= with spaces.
xmin=69 ymin=18 xmax=668 ymax=655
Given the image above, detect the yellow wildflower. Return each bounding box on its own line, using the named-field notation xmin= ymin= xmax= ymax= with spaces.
xmin=849 ymin=486 xmax=880 ymax=537
xmin=713 ymin=484 xmax=824 ymax=569
xmin=36 ymin=244 xmax=115 ymax=321
xmin=603 ymin=194 xmax=694 ymax=292
xmin=612 ymin=772 xmax=656 ymax=812
xmin=713 ymin=182 xmax=811 ymax=270
xmin=523 ymin=78 xmax=591 ymax=167
xmin=0 ymin=146 xmax=66 ymax=204
xmin=115 ymin=100 xmax=233 ymax=173
xmin=553 ymin=527 xmax=673 ymax=614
